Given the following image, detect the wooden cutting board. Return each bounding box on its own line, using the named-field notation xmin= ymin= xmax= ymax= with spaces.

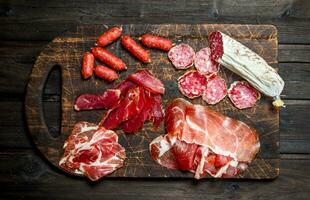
xmin=25 ymin=24 xmax=279 ymax=179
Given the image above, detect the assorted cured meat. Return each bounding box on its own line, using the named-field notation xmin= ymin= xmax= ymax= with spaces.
xmin=178 ymin=70 xmax=207 ymax=99
xmin=61 ymin=27 xmax=285 ymax=180
xmin=149 ymin=98 xmax=260 ymax=179
xmin=228 ymin=81 xmax=260 ymax=109
xmin=59 ymin=122 xmax=126 ymax=181
xmin=168 ymin=43 xmax=195 ymax=69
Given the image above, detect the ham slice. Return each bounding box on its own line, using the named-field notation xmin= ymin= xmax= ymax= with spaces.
xmin=150 ymin=98 xmax=260 ymax=178
xmin=59 ymin=122 xmax=126 ymax=181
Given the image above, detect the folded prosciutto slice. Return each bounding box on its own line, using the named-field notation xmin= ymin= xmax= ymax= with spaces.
xmin=59 ymin=122 xmax=126 ymax=181
xmin=150 ymin=98 xmax=260 ymax=178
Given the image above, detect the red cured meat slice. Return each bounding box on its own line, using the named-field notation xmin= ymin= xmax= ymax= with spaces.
xmin=148 ymin=94 xmax=164 ymax=129
xmin=127 ymin=69 xmax=165 ymax=94
xmin=100 ymin=86 xmax=145 ymax=130
xmin=114 ymin=80 xmax=137 ymax=97
xmin=74 ymin=80 xmax=136 ymax=111
xmin=228 ymin=81 xmax=261 ymax=109
xmin=178 ymin=70 xmax=207 ymax=98
xmin=202 ymin=75 xmax=227 ymax=105
xmin=74 ymin=89 xmax=120 ymax=111
xmin=168 ymin=43 xmax=195 ymax=69
xmin=59 ymin=122 xmax=126 ymax=181
xmin=194 ymin=47 xmax=219 ymax=76
xmin=149 ymin=98 xmax=260 ymax=179
xmin=122 ymin=91 xmax=154 ymax=133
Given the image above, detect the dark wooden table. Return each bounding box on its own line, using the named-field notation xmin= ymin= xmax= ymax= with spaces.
xmin=0 ymin=1 xmax=309 ymax=199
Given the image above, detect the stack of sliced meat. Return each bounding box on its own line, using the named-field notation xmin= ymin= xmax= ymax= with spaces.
xmin=169 ymin=43 xmax=260 ymax=109
xmin=75 ymin=69 xmax=165 ymax=133
xmin=150 ymin=98 xmax=260 ymax=178
xmin=59 ymin=122 xmax=126 ymax=181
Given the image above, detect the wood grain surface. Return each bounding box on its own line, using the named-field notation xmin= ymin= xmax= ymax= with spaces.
xmin=25 ymin=24 xmax=279 ymax=179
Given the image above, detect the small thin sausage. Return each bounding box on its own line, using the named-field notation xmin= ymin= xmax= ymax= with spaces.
xmin=140 ymin=34 xmax=173 ymax=51
xmin=92 ymin=47 xmax=127 ymax=71
xmin=81 ymin=51 xmax=94 ymax=79
xmin=121 ymin=35 xmax=151 ymax=63
xmin=94 ymin=65 xmax=118 ymax=81
xmin=96 ymin=27 xmax=123 ymax=47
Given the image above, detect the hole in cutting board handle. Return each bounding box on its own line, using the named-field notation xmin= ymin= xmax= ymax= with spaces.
xmin=43 ymin=64 xmax=62 ymax=138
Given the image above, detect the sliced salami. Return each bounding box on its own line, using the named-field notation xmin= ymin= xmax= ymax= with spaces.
xmin=178 ymin=70 xmax=207 ymax=99
xmin=168 ymin=43 xmax=195 ymax=69
xmin=228 ymin=81 xmax=261 ymax=109
xmin=194 ymin=47 xmax=219 ymax=76
xmin=202 ymin=75 xmax=227 ymax=104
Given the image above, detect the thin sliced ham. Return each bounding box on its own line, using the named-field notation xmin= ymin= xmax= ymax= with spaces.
xmin=150 ymin=98 xmax=260 ymax=179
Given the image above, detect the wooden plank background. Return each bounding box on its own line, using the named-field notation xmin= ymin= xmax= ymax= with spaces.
xmin=0 ymin=0 xmax=309 ymax=199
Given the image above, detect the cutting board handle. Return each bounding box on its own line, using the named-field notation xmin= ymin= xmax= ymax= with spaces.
xmin=25 ymin=54 xmax=63 ymax=164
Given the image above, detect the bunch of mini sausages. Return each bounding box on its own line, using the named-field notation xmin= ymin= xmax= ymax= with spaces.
xmin=81 ymin=27 xmax=173 ymax=81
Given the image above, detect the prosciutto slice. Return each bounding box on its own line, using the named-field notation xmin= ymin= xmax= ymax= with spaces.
xmin=150 ymin=98 xmax=260 ymax=178
xmin=59 ymin=122 xmax=126 ymax=181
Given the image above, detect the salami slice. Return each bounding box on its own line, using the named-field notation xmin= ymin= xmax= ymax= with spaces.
xmin=194 ymin=47 xmax=219 ymax=76
xmin=178 ymin=71 xmax=207 ymax=99
xmin=202 ymin=75 xmax=227 ymax=104
xmin=228 ymin=81 xmax=261 ymax=109
xmin=168 ymin=43 xmax=195 ymax=69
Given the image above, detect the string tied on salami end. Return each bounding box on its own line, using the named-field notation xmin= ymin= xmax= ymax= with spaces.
xmin=272 ymin=96 xmax=285 ymax=108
